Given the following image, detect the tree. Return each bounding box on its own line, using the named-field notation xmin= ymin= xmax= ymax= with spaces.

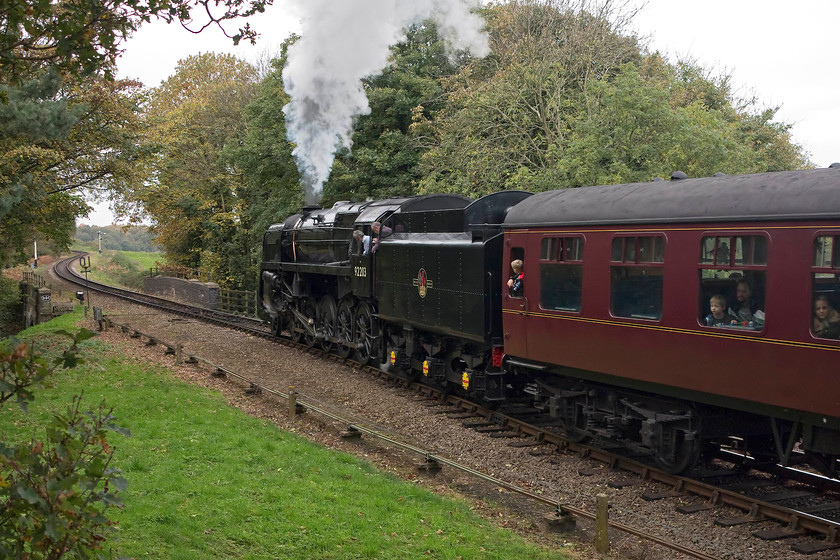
xmin=325 ymin=22 xmax=462 ymax=203
xmin=417 ymin=0 xmax=809 ymax=197
xmin=140 ymin=53 xmax=259 ymax=285
xmin=0 ymin=72 xmax=148 ymax=265
xmin=0 ymin=0 xmax=270 ymax=82
xmin=221 ymin=42 xmax=302 ymax=289
xmin=0 ymin=0 xmax=270 ymax=268
xmin=417 ymin=0 xmax=641 ymax=196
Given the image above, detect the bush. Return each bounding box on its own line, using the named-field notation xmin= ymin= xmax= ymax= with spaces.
xmin=100 ymin=252 xmax=145 ymax=290
xmin=0 ymin=330 xmax=129 ymax=560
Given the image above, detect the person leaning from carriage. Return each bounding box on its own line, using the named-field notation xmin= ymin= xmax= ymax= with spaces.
xmin=371 ymin=221 xmax=392 ymax=254
xmin=813 ymin=294 xmax=840 ymax=339
xmin=507 ymin=259 xmax=524 ymax=297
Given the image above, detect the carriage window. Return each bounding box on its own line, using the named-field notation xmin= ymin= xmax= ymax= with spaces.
xmin=814 ymin=236 xmax=838 ymax=268
xmin=610 ymin=235 xmax=664 ymax=320
xmin=612 ymin=236 xmax=664 ymax=263
xmin=700 ymin=235 xmax=767 ymax=266
xmin=540 ymin=237 xmax=583 ymax=311
xmin=699 ymin=234 xmax=767 ymax=330
xmin=812 ymin=235 xmax=840 ymax=340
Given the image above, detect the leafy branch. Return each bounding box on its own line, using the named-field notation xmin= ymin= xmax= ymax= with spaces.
xmin=0 ymin=329 xmax=131 ymax=560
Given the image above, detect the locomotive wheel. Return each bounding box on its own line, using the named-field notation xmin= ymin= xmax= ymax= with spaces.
xmin=289 ymin=302 xmax=303 ymax=343
xmin=318 ymin=296 xmax=337 ymax=354
xmin=335 ymin=300 xmax=354 ymax=358
xmin=353 ymin=301 xmax=376 ymax=364
xmin=270 ymin=315 xmax=282 ymax=336
xmin=303 ymin=298 xmax=318 ymax=347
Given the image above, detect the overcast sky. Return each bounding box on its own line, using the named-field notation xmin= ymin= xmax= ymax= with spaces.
xmin=82 ymin=0 xmax=839 ymax=225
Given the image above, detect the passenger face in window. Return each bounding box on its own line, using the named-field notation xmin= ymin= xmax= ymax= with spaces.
xmin=736 ymin=282 xmax=751 ymax=305
xmin=710 ymin=298 xmax=726 ymax=318
xmin=815 ymin=299 xmax=832 ymax=321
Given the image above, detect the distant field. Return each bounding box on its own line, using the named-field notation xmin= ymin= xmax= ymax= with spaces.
xmin=118 ymin=250 xmax=161 ymax=272
xmin=3 ymin=312 xmax=570 ymax=560
xmin=79 ymin=250 xmax=162 ymax=290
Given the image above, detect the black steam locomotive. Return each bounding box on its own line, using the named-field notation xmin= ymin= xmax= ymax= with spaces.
xmin=259 ymin=191 xmax=531 ymax=400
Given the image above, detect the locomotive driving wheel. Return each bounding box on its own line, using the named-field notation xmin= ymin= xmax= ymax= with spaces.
xmin=335 ymin=299 xmax=354 ymax=359
xmin=302 ymin=298 xmax=318 ymax=347
xmin=270 ymin=314 xmax=284 ymax=337
xmin=353 ymin=301 xmax=377 ymax=364
xmin=318 ymin=296 xmax=337 ymax=354
xmin=289 ymin=304 xmax=303 ymax=343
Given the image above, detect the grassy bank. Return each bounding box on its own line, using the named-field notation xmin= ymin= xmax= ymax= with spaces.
xmin=80 ymin=250 xmax=160 ymax=290
xmin=3 ymin=311 xmax=568 ymax=559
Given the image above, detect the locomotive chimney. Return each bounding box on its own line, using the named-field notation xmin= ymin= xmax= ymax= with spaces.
xmin=301 ymin=204 xmax=325 ymax=224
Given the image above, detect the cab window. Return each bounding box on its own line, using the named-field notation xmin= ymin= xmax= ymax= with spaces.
xmin=540 ymin=237 xmax=583 ymax=311
xmin=610 ymin=235 xmax=664 ymax=320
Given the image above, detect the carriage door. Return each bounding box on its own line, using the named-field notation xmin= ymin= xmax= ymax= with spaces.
xmin=503 ymin=245 xmax=529 ymax=355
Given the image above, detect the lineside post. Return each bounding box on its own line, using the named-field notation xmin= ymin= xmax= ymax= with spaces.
xmin=288 ymin=386 xmax=297 ymax=420
xmin=595 ymin=493 xmax=609 ymax=553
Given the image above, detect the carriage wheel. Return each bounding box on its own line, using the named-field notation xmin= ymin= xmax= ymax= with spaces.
xmin=335 ymin=299 xmax=354 ymax=359
xmin=562 ymin=403 xmax=590 ymax=443
xmin=318 ymin=295 xmax=337 ymax=353
xmin=353 ymin=301 xmax=377 ymax=364
xmin=654 ymin=430 xmax=701 ymax=474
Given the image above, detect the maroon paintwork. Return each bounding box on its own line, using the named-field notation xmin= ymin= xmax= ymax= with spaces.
xmin=502 ymin=173 xmax=840 ymax=425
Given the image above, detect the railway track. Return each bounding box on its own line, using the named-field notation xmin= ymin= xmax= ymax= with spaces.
xmin=54 ymin=252 xmax=268 ymax=334
xmin=51 ymin=252 xmax=840 ymax=556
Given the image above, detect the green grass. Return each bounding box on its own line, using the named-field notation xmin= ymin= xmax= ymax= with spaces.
xmin=2 ymin=312 xmax=569 ymax=560
xmin=81 ymin=250 xmax=161 ymax=290
xmin=118 ymin=250 xmax=161 ymax=271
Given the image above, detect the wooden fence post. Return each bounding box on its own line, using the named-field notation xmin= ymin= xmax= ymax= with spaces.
xmin=595 ymin=493 xmax=609 ymax=554
xmin=288 ymin=387 xmax=297 ymax=419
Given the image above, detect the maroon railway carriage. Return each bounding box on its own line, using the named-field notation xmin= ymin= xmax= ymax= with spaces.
xmin=501 ymin=168 xmax=840 ymax=473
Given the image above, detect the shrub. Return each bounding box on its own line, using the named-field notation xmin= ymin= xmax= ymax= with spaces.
xmin=0 ymin=330 xmax=129 ymax=560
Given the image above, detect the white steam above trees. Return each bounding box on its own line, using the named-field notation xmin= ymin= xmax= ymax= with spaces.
xmin=282 ymin=0 xmax=489 ymax=204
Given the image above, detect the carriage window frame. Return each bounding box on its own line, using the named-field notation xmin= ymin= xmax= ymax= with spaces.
xmin=813 ymin=234 xmax=840 ymax=270
xmin=540 ymin=236 xmax=584 ymax=312
xmin=698 ymin=233 xmax=768 ymax=331
xmin=700 ymin=235 xmax=767 ymax=267
xmin=811 ymin=233 xmax=840 ymax=341
xmin=610 ymin=234 xmax=665 ymax=321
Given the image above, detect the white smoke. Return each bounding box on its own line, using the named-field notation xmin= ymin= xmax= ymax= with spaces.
xmin=282 ymin=0 xmax=489 ymax=205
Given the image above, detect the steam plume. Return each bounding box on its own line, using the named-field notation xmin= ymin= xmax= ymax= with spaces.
xmin=282 ymin=0 xmax=489 ymax=205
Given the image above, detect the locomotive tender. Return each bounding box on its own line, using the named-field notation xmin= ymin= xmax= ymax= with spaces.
xmin=260 ymin=167 xmax=840 ymax=475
